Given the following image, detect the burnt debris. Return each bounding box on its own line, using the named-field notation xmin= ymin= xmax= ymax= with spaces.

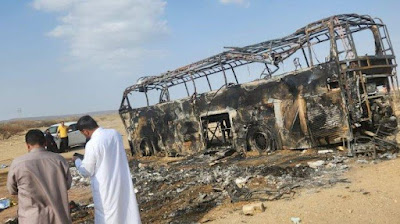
xmin=131 ymin=150 xmax=351 ymax=223
xmin=65 ymin=147 xmax=398 ymax=223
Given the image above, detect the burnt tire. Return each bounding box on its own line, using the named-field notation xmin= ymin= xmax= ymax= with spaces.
xmin=139 ymin=138 xmax=154 ymax=156
xmin=246 ymin=125 xmax=278 ymax=153
xmin=128 ymin=140 xmax=135 ymax=156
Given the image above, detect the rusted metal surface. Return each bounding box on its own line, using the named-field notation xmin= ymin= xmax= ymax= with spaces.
xmin=119 ymin=14 xmax=398 ymax=156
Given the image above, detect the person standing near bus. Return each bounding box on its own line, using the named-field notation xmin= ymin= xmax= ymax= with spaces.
xmin=73 ymin=115 xmax=141 ymax=224
xmin=7 ymin=129 xmax=72 ymax=223
xmin=57 ymin=121 xmax=69 ymax=152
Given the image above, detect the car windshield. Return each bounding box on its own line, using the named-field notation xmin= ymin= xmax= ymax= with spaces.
xmin=48 ymin=126 xmax=58 ymax=134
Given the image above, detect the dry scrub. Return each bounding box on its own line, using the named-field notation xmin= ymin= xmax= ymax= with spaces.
xmin=0 ymin=118 xmax=77 ymax=140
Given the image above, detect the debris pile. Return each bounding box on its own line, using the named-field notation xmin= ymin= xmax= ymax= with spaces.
xmin=64 ymin=149 xmax=397 ymax=223
xmin=69 ymin=201 xmax=94 ymax=224
xmin=70 ymin=167 xmax=90 ymax=188
xmin=131 ymin=150 xmax=350 ymax=223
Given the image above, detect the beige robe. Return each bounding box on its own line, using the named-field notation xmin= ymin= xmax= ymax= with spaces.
xmin=7 ymin=147 xmax=72 ymax=224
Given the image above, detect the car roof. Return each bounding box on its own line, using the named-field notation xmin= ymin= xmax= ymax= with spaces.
xmin=49 ymin=121 xmax=77 ymax=127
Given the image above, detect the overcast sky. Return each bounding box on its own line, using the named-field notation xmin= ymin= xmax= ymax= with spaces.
xmin=1 ymin=0 xmax=399 ymax=121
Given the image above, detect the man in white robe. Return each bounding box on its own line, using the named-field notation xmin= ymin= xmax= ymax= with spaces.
xmin=73 ymin=115 xmax=141 ymax=224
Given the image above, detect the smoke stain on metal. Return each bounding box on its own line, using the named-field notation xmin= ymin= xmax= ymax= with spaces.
xmin=119 ymin=14 xmax=399 ymax=157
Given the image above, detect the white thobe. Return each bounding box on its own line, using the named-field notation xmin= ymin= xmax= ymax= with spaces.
xmin=75 ymin=127 xmax=141 ymax=224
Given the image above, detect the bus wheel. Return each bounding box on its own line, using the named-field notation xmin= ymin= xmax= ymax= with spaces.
xmin=247 ymin=125 xmax=277 ymax=153
xmin=139 ymin=138 xmax=153 ymax=156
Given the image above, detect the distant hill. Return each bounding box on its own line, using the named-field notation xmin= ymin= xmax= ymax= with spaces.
xmin=0 ymin=110 xmax=117 ymax=123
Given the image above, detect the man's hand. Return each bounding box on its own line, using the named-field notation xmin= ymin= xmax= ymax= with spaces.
xmin=72 ymin=153 xmax=84 ymax=163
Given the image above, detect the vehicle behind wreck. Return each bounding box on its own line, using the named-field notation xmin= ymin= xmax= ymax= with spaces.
xmin=119 ymin=14 xmax=398 ymax=157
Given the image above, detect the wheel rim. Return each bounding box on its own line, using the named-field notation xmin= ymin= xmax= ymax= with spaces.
xmin=253 ymin=132 xmax=269 ymax=151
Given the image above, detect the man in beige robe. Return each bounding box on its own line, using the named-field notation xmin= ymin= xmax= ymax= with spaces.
xmin=7 ymin=129 xmax=72 ymax=224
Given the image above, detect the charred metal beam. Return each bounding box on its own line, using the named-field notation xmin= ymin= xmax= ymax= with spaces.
xmin=228 ymin=64 xmax=239 ymax=84
xmin=122 ymin=14 xmax=386 ymax=94
xmin=300 ymin=47 xmax=309 ymax=67
xmin=119 ymin=14 xmax=398 ymax=158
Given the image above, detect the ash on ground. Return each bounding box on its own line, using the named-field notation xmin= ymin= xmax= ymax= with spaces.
xmin=132 ymin=149 xmax=349 ymax=224
xmin=70 ymin=167 xmax=90 ymax=188
xmin=67 ymin=149 xmax=397 ymax=224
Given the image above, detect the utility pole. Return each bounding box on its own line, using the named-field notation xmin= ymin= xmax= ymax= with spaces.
xmin=17 ymin=108 xmax=22 ymax=119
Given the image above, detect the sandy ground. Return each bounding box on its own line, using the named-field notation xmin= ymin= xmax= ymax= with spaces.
xmin=201 ymin=158 xmax=400 ymax=224
xmin=1 ymin=113 xmax=400 ymax=223
xmin=0 ymin=113 xmax=129 ymax=222
xmin=0 ymin=113 xmax=129 ymax=170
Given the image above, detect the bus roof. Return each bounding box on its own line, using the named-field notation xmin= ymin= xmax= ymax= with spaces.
xmin=123 ymin=14 xmax=386 ymax=96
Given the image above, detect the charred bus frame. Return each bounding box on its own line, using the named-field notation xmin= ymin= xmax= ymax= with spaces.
xmin=119 ymin=14 xmax=398 ymax=156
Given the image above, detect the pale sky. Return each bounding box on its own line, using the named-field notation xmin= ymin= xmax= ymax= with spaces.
xmin=1 ymin=0 xmax=399 ymax=121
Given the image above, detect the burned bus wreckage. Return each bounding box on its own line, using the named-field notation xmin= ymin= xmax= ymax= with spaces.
xmin=119 ymin=14 xmax=398 ymax=157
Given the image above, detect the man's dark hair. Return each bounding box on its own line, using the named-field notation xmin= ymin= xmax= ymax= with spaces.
xmin=77 ymin=115 xmax=99 ymax=131
xmin=25 ymin=129 xmax=46 ymax=146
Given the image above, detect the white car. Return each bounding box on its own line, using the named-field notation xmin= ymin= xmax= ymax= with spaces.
xmin=46 ymin=121 xmax=87 ymax=149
